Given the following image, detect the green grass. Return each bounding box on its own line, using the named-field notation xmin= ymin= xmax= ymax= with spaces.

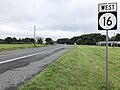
xmin=0 ymin=44 xmax=44 ymax=51
xmin=19 ymin=45 xmax=120 ymax=90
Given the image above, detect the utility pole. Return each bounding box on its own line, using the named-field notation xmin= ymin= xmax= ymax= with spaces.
xmin=34 ymin=25 xmax=36 ymax=46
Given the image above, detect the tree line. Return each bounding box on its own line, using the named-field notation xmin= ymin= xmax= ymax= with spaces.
xmin=0 ymin=37 xmax=54 ymax=45
xmin=57 ymin=33 xmax=120 ymax=45
xmin=1 ymin=33 xmax=120 ymax=45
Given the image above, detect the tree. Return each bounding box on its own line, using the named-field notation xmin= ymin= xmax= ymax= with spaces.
xmin=57 ymin=38 xmax=74 ymax=44
xmin=5 ymin=37 xmax=13 ymax=43
xmin=18 ymin=38 xmax=22 ymax=42
xmin=30 ymin=38 xmax=34 ymax=43
xmin=70 ymin=33 xmax=106 ymax=45
xmin=45 ymin=38 xmax=53 ymax=44
xmin=70 ymin=36 xmax=81 ymax=44
xmin=37 ymin=37 xmax=43 ymax=44
xmin=57 ymin=39 xmax=65 ymax=44
xmin=0 ymin=39 xmax=5 ymax=43
xmin=12 ymin=37 xmax=17 ymax=42
xmin=109 ymin=36 xmax=115 ymax=41
xmin=22 ymin=38 xmax=31 ymax=43
xmin=115 ymin=34 xmax=120 ymax=41
xmin=100 ymin=35 xmax=106 ymax=41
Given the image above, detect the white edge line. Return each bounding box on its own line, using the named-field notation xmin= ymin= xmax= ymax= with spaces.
xmin=0 ymin=46 xmax=65 ymax=64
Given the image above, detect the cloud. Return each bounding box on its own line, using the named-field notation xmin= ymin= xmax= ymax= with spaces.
xmin=0 ymin=0 xmax=119 ymax=39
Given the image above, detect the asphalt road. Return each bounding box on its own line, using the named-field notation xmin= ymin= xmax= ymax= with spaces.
xmin=0 ymin=45 xmax=71 ymax=90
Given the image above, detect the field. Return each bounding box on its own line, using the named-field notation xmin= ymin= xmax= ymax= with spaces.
xmin=0 ymin=44 xmax=44 ymax=51
xmin=20 ymin=45 xmax=120 ymax=90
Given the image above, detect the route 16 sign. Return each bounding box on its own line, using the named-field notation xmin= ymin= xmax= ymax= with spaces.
xmin=98 ymin=3 xmax=117 ymax=30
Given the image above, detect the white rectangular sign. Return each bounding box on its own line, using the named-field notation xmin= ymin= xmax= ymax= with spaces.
xmin=98 ymin=3 xmax=117 ymax=12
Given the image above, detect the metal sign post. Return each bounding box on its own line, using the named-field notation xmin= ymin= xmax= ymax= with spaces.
xmin=106 ymin=30 xmax=108 ymax=90
xmin=98 ymin=2 xmax=117 ymax=90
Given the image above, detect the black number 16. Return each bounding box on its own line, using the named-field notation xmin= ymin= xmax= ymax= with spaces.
xmin=103 ymin=17 xmax=112 ymax=26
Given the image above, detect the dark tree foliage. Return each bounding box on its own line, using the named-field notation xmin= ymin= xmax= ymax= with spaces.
xmin=101 ymin=35 xmax=106 ymax=41
xmin=70 ymin=36 xmax=81 ymax=43
xmin=0 ymin=39 xmax=5 ymax=43
xmin=45 ymin=38 xmax=53 ymax=44
xmin=37 ymin=38 xmax=43 ymax=44
xmin=5 ymin=37 xmax=13 ymax=43
xmin=22 ymin=38 xmax=30 ymax=43
xmin=12 ymin=37 xmax=17 ymax=42
xmin=57 ymin=38 xmax=74 ymax=44
xmin=1 ymin=37 xmax=38 ymax=44
xmin=3 ymin=37 xmax=42 ymax=44
xmin=30 ymin=38 xmax=35 ymax=43
xmin=109 ymin=36 xmax=115 ymax=41
xmin=18 ymin=38 xmax=22 ymax=42
xmin=57 ymin=39 xmax=65 ymax=44
xmin=1 ymin=33 xmax=118 ymax=45
xmin=76 ymin=33 xmax=106 ymax=45
xmin=57 ymin=33 xmax=106 ymax=45
xmin=115 ymin=34 xmax=120 ymax=41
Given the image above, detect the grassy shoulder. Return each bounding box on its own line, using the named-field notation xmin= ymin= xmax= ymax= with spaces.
xmin=19 ymin=45 xmax=120 ymax=90
xmin=0 ymin=44 xmax=44 ymax=51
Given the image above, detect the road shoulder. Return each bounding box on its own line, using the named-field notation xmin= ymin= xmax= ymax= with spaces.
xmin=0 ymin=47 xmax=69 ymax=90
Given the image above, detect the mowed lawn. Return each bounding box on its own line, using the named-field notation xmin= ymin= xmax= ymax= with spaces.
xmin=0 ymin=44 xmax=43 ymax=51
xmin=20 ymin=45 xmax=120 ymax=90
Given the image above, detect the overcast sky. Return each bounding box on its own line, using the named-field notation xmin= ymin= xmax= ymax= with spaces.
xmin=0 ymin=0 xmax=120 ymax=40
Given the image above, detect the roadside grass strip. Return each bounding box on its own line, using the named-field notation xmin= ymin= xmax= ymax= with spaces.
xmin=20 ymin=45 xmax=120 ymax=90
xmin=0 ymin=44 xmax=44 ymax=51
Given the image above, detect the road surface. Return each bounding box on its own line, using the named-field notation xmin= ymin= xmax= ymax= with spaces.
xmin=0 ymin=45 xmax=71 ymax=90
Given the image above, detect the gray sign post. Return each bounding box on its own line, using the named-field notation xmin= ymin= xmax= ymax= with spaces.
xmin=98 ymin=3 xmax=117 ymax=90
xmin=106 ymin=30 xmax=108 ymax=90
